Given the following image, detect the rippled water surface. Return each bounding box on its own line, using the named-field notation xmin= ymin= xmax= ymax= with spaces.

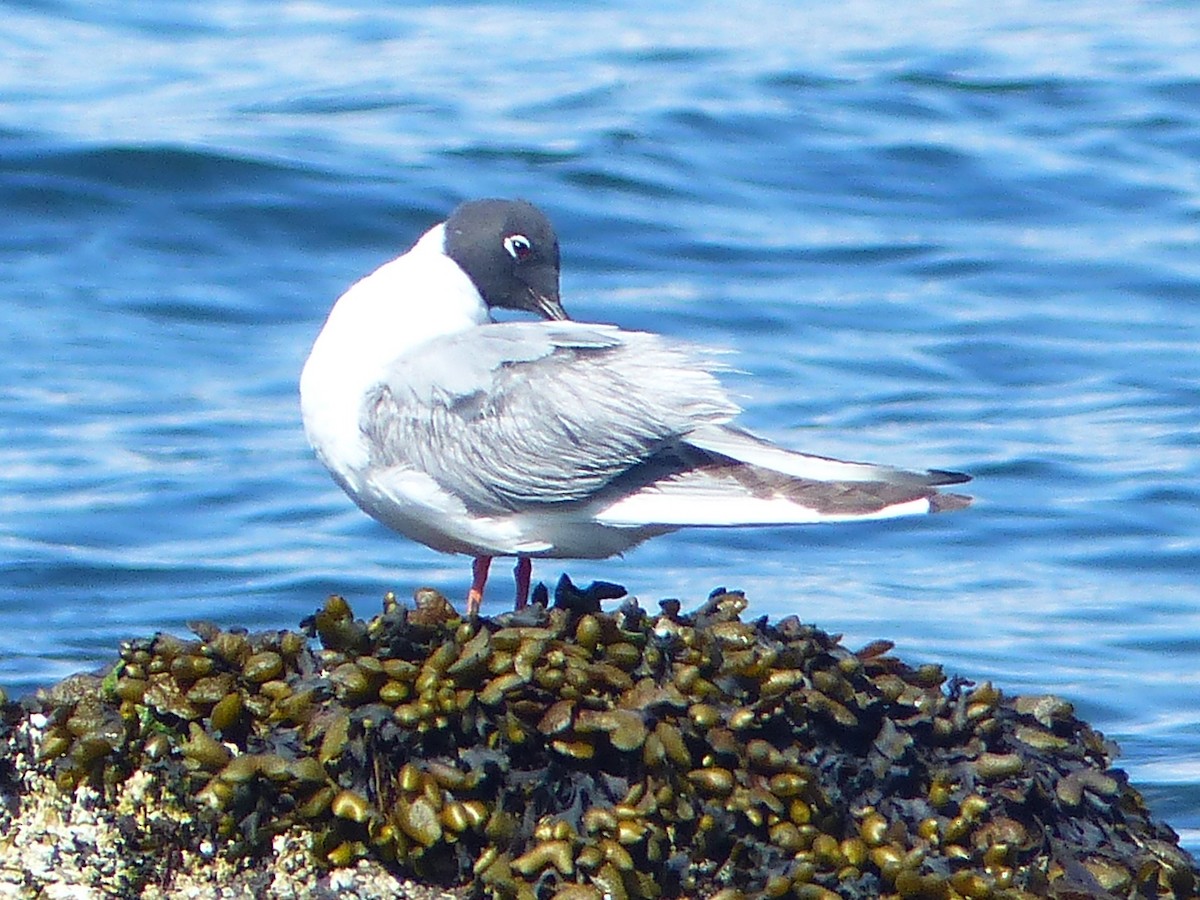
xmin=3 ymin=0 xmax=1200 ymax=849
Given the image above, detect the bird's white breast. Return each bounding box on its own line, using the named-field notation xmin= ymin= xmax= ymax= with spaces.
xmin=299 ymin=223 xmax=489 ymax=480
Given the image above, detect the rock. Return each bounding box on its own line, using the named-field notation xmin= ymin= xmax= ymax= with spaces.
xmin=0 ymin=585 xmax=1195 ymax=899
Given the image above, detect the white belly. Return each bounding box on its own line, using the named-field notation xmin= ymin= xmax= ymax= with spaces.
xmin=351 ymin=464 xmax=672 ymax=559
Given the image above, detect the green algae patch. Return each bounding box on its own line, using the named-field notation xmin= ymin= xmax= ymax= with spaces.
xmin=0 ymin=581 xmax=1196 ymax=899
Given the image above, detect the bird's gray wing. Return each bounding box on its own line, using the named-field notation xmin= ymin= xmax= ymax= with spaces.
xmin=361 ymin=321 xmax=739 ymax=514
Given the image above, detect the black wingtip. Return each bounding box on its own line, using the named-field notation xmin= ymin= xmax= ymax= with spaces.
xmin=928 ymin=468 xmax=972 ymax=486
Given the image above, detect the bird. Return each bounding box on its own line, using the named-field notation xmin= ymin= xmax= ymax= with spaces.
xmin=300 ymin=198 xmax=971 ymax=617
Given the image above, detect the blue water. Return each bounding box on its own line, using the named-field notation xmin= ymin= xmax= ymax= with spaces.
xmin=3 ymin=0 xmax=1199 ymax=849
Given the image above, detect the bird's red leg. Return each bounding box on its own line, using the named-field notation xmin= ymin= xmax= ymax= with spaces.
xmin=467 ymin=556 xmax=491 ymax=617
xmin=514 ymin=557 xmax=532 ymax=610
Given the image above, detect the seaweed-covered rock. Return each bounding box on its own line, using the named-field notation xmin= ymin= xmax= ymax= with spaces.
xmin=0 ymin=582 xmax=1195 ymax=899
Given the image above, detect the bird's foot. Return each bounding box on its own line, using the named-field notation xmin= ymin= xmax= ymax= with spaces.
xmin=465 ymin=587 xmax=483 ymax=618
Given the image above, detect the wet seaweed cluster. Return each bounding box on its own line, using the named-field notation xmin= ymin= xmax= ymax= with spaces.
xmin=3 ymin=581 xmax=1197 ymax=899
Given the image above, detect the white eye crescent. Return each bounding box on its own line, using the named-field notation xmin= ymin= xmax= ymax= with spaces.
xmin=504 ymin=234 xmax=533 ymax=261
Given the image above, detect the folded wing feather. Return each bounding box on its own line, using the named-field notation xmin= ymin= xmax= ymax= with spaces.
xmin=362 ymin=320 xmax=971 ymax=527
xmin=361 ymin=321 xmax=738 ymax=514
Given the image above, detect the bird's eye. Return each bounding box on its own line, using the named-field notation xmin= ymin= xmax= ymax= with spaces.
xmin=503 ymin=234 xmax=533 ymax=261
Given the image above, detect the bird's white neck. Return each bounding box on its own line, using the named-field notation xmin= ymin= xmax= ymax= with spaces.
xmin=300 ymin=223 xmax=490 ymax=475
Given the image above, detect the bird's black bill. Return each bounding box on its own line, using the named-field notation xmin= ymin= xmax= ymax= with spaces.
xmin=532 ymin=291 xmax=569 ymax=321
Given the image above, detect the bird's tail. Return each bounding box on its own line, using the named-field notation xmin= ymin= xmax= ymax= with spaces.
xmin=593 ymin=425 xmax=971 ymax=528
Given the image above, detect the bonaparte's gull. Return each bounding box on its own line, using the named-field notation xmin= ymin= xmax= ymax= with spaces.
xmin=300 ymin=199 xmax=971 ymax=615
